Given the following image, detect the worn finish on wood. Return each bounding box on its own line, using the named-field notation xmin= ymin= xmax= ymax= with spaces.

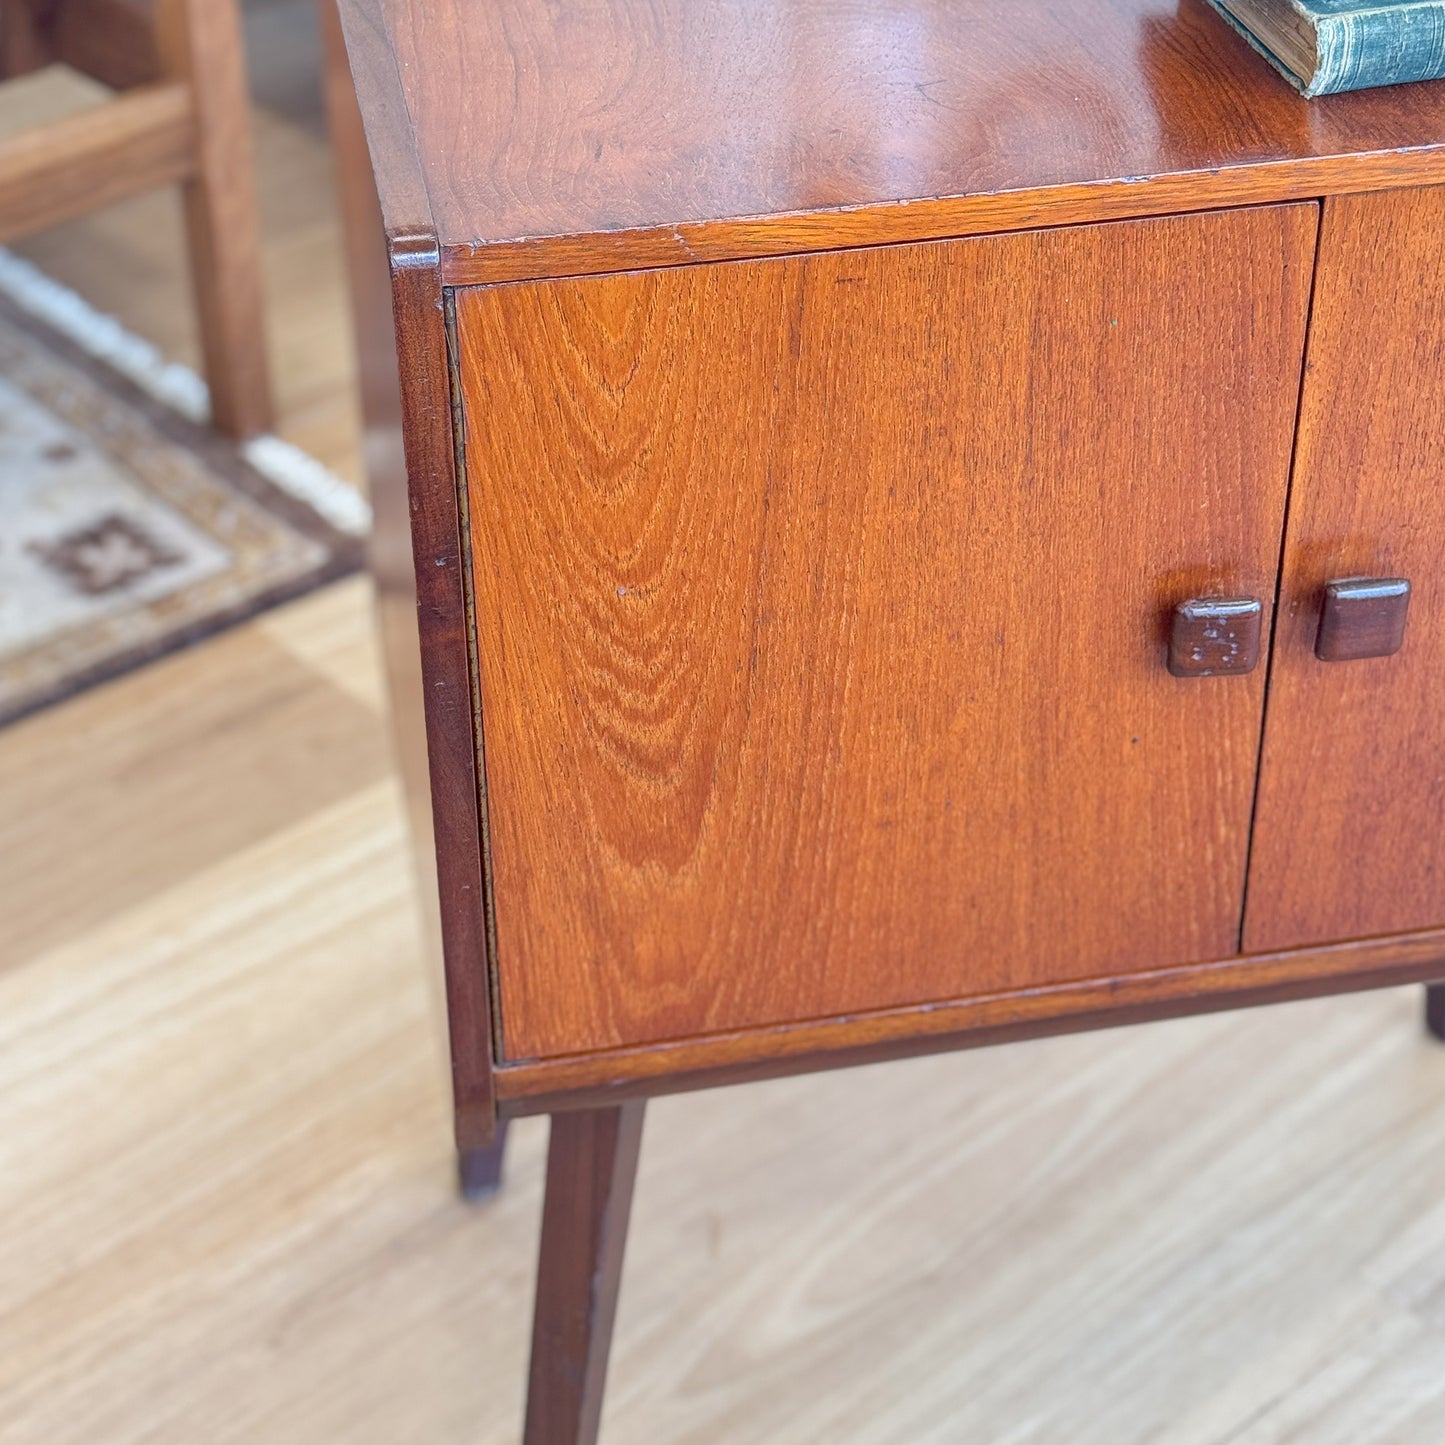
xmin=433 ymin=153 xmax=1445 ymax=289
xmin=494 ymin=929 xmax=1445 ymax=1113
xmin=1168 ymin=597 xmax=1264 ymax=678
xmin=1245 ymin=186 xmax=1445 ymax=954
xmin=328 ymin=0 xmax=431 ymax=233
xmin=1315 ymin=577 xmax=1412 ymax=662
xmin=348 ymin=0 xmax=1445 ymax=285
xmin=0 ymin=81 xmax=193 ymax=241
xmin=327 ymin=0 xmax=499 ymax=1146
xmin=459 ymin=204 xmax=1314 ymax=1061
xmin=525 ymin=1104 xmax=645 ymax=1445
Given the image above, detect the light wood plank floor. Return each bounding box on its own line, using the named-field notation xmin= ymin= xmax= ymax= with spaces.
xmin=6 ymin=19 xmax=1445 ymax=1443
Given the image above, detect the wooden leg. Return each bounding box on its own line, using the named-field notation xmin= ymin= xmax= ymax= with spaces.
xmin=155 ymin=0 xmax=273 ymax=439
xmin=1426 ymin=984 xmax=1445 ymax=1042
xmin=458 ymin=1120 xmax=510 ymax=1201
xmin=525 ymin=1103 xmax=646 ymax=1445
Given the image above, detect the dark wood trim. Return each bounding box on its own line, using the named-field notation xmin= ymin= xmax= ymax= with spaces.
xmin=494 ymin=929 xmax=1445 ymax=1116
xmin=384 ymin=247 xmax=501 ymax=1149
xmin=525 ymin=1104 xmax=646 ymax=1445
xmin=328 ymin=0 xmax=432 ymax=236
xmin=436 ymin=151 xmax=1445 ymax=289
xmin=324 ymin=0 xmax=498 ymax=1145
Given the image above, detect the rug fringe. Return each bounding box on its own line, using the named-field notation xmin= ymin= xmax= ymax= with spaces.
xmin=0 ymin=248 xmax=372 ymax=537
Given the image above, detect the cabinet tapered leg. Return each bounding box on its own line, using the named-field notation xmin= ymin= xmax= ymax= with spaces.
xmin=1425 ymin=985 xmax=1445 ymax=1042
xmin=524 ymin=1102 xmax=646 ymax=1445
xmin=458 ymin=1121 xmax=510 ymax=1201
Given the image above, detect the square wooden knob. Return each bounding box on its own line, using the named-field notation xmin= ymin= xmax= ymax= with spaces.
xmin=1315 ymin=577 xmax=1411 ymax=661
xmin=1168 ymin=597 xmax=1263 ymax=678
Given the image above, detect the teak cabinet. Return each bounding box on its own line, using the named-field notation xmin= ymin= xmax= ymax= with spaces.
xmin=326 ymin=0 xmax=1445 ymax=1437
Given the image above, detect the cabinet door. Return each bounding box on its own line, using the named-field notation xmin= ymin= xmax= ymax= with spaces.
xmin=1245 ymin=188 xmax=1445 ymax=953
xmin=458 ymin=205 xmax=1316 ymax=1059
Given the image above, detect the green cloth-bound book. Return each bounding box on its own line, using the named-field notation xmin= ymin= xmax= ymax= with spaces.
xmin=1206 ymin=0 xmax=1445 ymax=95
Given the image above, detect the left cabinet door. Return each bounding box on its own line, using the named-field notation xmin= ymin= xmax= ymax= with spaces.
xmin=457 ymin=205 xmax=1317 ymax=1061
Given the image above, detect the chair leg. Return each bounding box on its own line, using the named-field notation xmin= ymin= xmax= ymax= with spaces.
xmin=525 ymin=1102 xmax=646 ymax=1445
xmin=155 ymin=0 xmax=273 ymax=439
xmin=458 ymin=1120 xmax=510 ymax=1201
xmin=1426 ymin=985 xmax=1445 ymax=1042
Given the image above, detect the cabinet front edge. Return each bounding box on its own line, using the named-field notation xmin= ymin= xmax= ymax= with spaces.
xmin=493 ymin=930 xmax=1445 ymax=1114
xmin=437 ymin=150 xmax=1445 ymax=287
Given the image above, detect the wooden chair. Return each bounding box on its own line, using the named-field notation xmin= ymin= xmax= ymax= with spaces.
xmin=0 ymin=0 xmax=272 ymax=438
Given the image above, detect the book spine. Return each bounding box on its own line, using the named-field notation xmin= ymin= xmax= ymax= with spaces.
xmin=1309 ymin=5 xmax=1445 ymax=96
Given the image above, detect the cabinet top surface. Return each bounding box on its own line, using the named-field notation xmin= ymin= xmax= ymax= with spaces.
xmin=350 ymin=0 xmax=1445 ymax=281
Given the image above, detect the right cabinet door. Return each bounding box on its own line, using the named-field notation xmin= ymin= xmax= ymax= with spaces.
xmin=1246 ymin=186 xmax=1445 ymax=953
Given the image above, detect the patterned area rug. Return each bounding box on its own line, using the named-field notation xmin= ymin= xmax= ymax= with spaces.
xmin=0 ymin=253 xmax=367 ymax=726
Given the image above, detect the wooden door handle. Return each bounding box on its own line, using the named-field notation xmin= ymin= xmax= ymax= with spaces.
xmin=1167 ymin=597 xmax=1263 ymax=678
xmin=1315 ymin=577 xmax=1411 ymax=661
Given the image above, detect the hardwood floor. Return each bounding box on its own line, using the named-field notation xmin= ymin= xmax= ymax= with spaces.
xmin=5 ymin=13 xmax=1445 ymax=1442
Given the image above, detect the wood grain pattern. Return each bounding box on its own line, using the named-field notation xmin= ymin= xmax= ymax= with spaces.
xmin=430 ymin=153 xmax=1445 ymax=291
xmin=11 ymin=570 xmax=1445 ymax=1445
xmin=459 ymin=204 xmax=1316 ymax=1061
xmin=327 ymin=0 xmax=500 ymax=1145
xmin=494 ymin=929 xmax=1445 ymax=1114
xmin=352 ymin=0 xmax=1445 ymax=285
xmin=0 ymin=80 xmax=193 ymax=241
xmin=15 ymin=60 xmax=1445 ymax=1445
xmin=329 ymin=0 xmax=431 ymax=235
xmin=1245 ymin=186 xmax=1445 ymax=954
